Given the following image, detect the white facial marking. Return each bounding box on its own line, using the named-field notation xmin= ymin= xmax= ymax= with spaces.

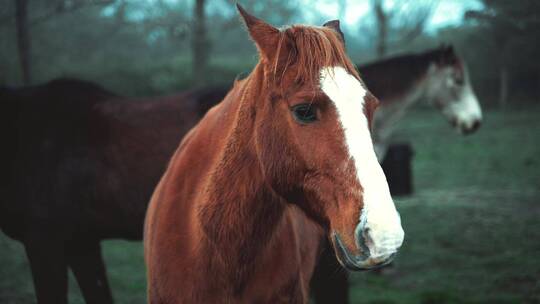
xmin=427 ymin=65 xmax=483 ymax=133
xmin=320 ymin=66 xmax=404 ymax=258
xmin=444 ymin=78 xmax=482 ymax=132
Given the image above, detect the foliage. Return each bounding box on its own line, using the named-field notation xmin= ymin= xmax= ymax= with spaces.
xmin=1 ymin=0 xmax=539 ymax=102
xmin=462 ymin=0 xmax=540 ymax=102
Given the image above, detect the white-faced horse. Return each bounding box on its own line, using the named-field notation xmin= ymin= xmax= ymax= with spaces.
xmin=358 ymin=45 xmax=483 ymax=159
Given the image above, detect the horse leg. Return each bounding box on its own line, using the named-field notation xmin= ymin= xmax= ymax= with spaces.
xmin=24 ymin=233 xmax=68 ymax=304
xmin=67 ymin=240 xmax=114 ymax=304
xmin=310 ymin=240 xmax=350 ymax=304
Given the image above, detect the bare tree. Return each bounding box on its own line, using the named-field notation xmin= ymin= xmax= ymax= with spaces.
xmin=337 ymin=0 xmax=347 ymax=22
xmin=370 ymin=0 xmax=437 ymax=58
xmin=192 ymin=0 xmax=209 ymax=86
xmin=372 ymin=0 xmax=388 ymax=58
xmin=2 ymin=0 xmax=115 ymax=28
xmin=9 ymin=0 xmax=117 ymax=85
xmin=465 ymin=8 xmax=525 ymax=107
xmin=15 ymin=0 xmax=31 ymax=84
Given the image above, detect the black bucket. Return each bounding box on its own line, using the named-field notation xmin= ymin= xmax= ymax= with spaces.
xmin=381 ymin=143 xmax=414 ymax=196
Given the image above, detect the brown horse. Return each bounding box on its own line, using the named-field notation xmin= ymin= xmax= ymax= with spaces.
xmin=144 ymin=5 xmax=404 ymax=303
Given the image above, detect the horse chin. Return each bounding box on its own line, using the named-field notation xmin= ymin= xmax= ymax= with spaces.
xmin=330 ymin=232 xmax=396 ymax=271
xmin=451 ymin=118 xmax=482 ymax=135
xmin=447 ymin=113 xmax=482 ymax=136
xmin=462 ymin=120 xmax=481 ymax=135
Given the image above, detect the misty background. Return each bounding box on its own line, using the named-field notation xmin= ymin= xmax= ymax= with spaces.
xmin=2 ymin=0 xmax=540 ymax=106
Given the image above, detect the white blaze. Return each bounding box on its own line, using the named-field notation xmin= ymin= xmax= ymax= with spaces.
xmin=320 ymin=66 xmax=404 ymax=258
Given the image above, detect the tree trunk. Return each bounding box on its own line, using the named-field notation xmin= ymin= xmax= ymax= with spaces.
xmin=373 ymin=1 xmax=388 ymax=58
xmin=337 ymin=0 xmax=347 ymax=22
xmin=192 ymin=0 xmax=208 ymax=86
xmin=498 ymin=65 xmax=508 ymax=108
xmin=15 ymin=0 xmax=31 ymax=84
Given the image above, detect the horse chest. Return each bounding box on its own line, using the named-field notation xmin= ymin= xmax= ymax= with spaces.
xmin=228 ymin=211 xmax=321 ymax=304
xmin=188 ymin=207 xmax=321 ymax=303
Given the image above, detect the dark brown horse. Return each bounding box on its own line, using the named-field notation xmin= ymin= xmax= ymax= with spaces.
xmin=0 ymin=78 xmax=222 ymax=303
xmin=144 ymin=6 xmax=404 ymax=303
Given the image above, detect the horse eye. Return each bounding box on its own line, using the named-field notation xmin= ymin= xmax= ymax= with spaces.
xmin=291 ymin=103 xmax=318 ymax=124
xmin=455 ymin=77 xmax=464 ymax=86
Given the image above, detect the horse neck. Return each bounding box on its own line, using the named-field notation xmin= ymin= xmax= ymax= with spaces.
xmin=195 ymin=64 xmax=288 ymax=288
xmin=363 ymin=53 xmax=436 ymax=103
xmin=371 ymin=54 xmax=435 ymax=146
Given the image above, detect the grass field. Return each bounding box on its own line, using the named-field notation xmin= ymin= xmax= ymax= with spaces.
xmin=1 ymin=107 xmax=539 ymax=303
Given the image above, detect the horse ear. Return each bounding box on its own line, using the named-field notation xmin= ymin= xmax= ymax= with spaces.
xmin=236 ymin=4 xmax=280 ymax=61
xmin=323 ymin=20 xmax=345 ymax=44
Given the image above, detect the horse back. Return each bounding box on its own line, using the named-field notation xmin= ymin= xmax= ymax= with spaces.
xmin=0 ymin=79 xmax=115 ymax=239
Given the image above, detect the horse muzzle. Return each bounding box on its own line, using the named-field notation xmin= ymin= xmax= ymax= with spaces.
xmin=331 ymin=232 xmax=398 ymax=271
xmin=331 ymin=210 xmax=404 ymax=271
xmin=461 ymin=119 xmax=481 ymax=135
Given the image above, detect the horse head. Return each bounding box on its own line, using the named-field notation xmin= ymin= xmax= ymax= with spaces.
xmin=238 ymin=5 xmax=404 ymax=270
xmin=425 ymin=45 xmax=482 ymax=134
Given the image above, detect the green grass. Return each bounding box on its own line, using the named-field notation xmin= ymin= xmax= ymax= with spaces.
xmin=349 ymin=107 xmax=540 ymax=304
xmin=1 ymin=107 xmax=539 ymax=303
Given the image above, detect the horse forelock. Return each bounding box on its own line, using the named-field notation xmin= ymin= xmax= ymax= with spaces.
xmin=269 ymin=25 xmax=359 ymax=89
xmin=226 ymin=25 xmax=360 ymax=111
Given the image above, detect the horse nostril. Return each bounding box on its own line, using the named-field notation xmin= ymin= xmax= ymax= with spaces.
xmin=355 ymin=227 xmax=372 ymax=258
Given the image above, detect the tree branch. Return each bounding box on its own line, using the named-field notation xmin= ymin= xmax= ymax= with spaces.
xmin=0 ymin=0 xmax=115 ymax=28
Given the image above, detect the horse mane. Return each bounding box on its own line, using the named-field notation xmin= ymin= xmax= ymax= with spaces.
xmin=361 ymin=46 xmax=460 ymax=70
xmin=272 ymin=25 xmax=360 ymax=87
xmin=358 ymin=46 xmax=462 ymax=101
